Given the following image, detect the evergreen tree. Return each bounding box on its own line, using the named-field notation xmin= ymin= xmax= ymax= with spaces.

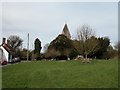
xmin=94 ymin=37 xmax=110 ymax=59
xmin=34 ymin=38 xmax=42 ymax=59
xmin=46 ymin=34 xmax=78 ymax=60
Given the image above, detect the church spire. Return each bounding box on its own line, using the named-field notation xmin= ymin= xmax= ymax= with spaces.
xmin=62 ymin=24 xmax=71 ymax=39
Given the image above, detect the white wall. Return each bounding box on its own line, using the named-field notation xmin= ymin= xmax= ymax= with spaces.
xmin=0 ymin=46 xmax=8 ymax=62
xmin=0 ymin=49 xmax=3 ymax=61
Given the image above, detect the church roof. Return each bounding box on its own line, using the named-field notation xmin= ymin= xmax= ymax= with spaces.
xmin=62 ymin=24 xmax=71 ymax=39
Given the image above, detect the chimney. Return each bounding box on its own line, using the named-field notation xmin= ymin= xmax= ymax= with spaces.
xmin=2 ymin=38 xmax=6 ymax=44
xmin=7 ymin=39 xmax=10 ymax=46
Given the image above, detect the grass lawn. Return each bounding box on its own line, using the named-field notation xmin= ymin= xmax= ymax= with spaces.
xmin=2 ymin=59 xmax=118 ymax=88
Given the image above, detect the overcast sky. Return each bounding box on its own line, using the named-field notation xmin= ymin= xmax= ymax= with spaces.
xmin=1 ymin=2 xmax=118 ymax=52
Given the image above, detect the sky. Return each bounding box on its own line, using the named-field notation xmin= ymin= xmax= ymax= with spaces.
xmin=1 ymin=2 xmax=118 ymax=52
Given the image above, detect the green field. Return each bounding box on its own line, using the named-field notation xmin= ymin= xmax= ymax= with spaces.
xmin=2 ymin=59 xmax=118 ymax=88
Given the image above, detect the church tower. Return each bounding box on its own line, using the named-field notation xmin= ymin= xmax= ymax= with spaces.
xmin=62 ymin=24 xmax=71 ymax=39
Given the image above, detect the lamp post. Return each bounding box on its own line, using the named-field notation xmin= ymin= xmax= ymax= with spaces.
xmin=27 ymin=33 xmax=29 ymax=61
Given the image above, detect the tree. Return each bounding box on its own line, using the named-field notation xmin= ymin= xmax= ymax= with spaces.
xmin=34 ymin=38 xmax=42 ymax=59
xmin=8 ymin=35 xmax=23 ymax=50
xmin=106 ymin=45 xmax=117 ymax=59
xmin=114 ymin=41 xmax=120 ymax=58
xmin=77 ymin=24 xmax=99 ymax=58
xmin=46 ymin=34 xmax=78 ymax=60
xmin=84 ymin=36 xmax=99 ymax=57
xmin=77 ymin=24 xmax=95 ymax=41
xmin=19 ymin=48 xmax=32 ymax=60
xmin=114 ymin=41 xmax=120 ymax=51
xmin=94 ymin=37 xmax=110 ymax=59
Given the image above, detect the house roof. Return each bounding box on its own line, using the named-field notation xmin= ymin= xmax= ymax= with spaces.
xmin=2 ymin=43 xmax=15 ymax=56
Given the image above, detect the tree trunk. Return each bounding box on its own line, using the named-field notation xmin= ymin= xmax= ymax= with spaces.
xmin=85 ymin=54 xmax=87 ymax=59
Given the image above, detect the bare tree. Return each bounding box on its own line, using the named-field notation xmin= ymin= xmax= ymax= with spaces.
xmin=77 ymin=24 xmax=99 ymax=59
xmin=8 ymin=35 xmax=23 ymax=50
xmin=77 ymin=24 xmax=95 ymax=41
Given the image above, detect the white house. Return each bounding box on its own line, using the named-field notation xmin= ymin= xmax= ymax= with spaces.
xmin=0 ymin=38 xmax=15 ymax=64
xmin=0 ymin=46 xmax=9 ymax=62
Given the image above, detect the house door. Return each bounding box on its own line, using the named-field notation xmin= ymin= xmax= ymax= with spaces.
xmin=8 ymin=54 xmax=12 ymax=62
xmin=0 ymin=48 xmax=3 ymax=62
